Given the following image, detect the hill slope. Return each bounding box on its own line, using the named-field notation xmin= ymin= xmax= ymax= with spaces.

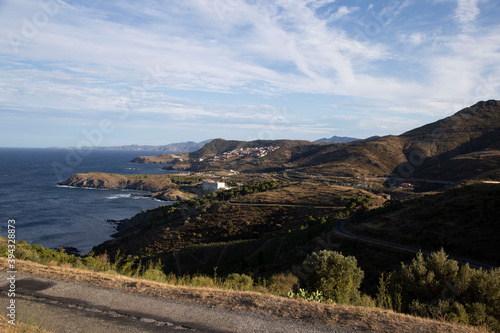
xmin=348 ymin=182 xmax=500 ymax=266
xmin=130 ymin=100 xmax=500 ymax=181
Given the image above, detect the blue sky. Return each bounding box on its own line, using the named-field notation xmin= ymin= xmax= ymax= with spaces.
xmin=0 ymin=0 xmax=499 ymax=147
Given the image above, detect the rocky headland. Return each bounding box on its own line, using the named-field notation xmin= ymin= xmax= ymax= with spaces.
xmin=60 ymin=173 xmax=198 ymax=201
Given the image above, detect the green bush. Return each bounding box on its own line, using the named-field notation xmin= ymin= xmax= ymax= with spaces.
xmin=141 ymin=260 xmax=168 ymax=283
xmin=297 ymin=250 xmax=364 ymax=304
xmin=392 ymin=249 xmax=500 ymax=332
xmin=13 ymin=245 xmax=41 ymax=263
xmin=288 ymin=288 xmax=324 ymax=302
xmin=189 ymin=275 xmax=215 ymax=288
xmin=223 ymin=273 xmax=254 ymax=290
xmin=398 ymin=249 xmax=460 ymax=302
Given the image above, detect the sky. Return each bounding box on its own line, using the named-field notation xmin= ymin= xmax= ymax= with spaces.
xmin=0 ymin=0 xmax=499 ymax=148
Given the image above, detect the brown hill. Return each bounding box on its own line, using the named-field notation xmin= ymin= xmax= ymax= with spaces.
xmin=298 ymin=100 xmax=500 ymax=180
xmin=131 ymin=100 xmax=500 ymax=181
xmin=398 ymin=100 xmax=500 ymax=180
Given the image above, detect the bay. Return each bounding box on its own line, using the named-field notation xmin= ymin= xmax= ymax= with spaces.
xmin=0 ymin=148 xmax=173 ymax=254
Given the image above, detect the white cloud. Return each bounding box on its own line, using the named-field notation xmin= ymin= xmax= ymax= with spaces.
xmin=0 ymin=0 xmax=499 ymax=146
xmin=455 ymin=0 xmax=480 ymax=26
xmin=409 ymin=33 xmax=424 ymax=45
xmin=330 ymin=6 xmax=359 ymax=21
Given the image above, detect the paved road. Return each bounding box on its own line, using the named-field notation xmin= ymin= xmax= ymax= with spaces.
xmin=334 ymin=220 xmax=496 ymax=270
xmin=0 ymin=272 xmax=358 ymax=333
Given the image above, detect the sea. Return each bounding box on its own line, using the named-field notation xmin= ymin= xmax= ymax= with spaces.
xmin=0 ymin=148 xmax=175 ymax=255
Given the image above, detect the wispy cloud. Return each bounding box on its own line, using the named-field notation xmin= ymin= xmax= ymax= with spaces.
xmin=0 ymin=0 xmax=499 ymax=146
xmin=455 ymin=0 xmax=481 ymax=26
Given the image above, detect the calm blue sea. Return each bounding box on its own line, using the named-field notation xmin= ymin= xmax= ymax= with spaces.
xmin=0 ymin=148 xmax=173 ymax=254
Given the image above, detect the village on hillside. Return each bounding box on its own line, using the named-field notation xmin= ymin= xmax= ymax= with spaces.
xmin=199 ymin=146 xmax=280 ymax=163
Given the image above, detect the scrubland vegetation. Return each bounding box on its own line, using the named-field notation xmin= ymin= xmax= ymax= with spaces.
xmin=2 ymin=238 xmax=498 ymax=332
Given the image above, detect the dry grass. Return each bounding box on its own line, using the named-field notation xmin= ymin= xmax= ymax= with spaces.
xmin=0 ymin=315 xmax=53 ymax=333
xmin=1 ymin=258 xmax=487 ymax=333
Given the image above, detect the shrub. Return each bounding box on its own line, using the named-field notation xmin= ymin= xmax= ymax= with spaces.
xmin=297 ymin=250 xmax=364 ymax=304
xmin=267 ymin=273 xmax=298 ymax=297
xmin=141 ymin=260 xmax=167 ymax=283
xmin=14 ymin=245 xmax=41 ymax=263
xmin=392 ymin=249 xmax=500 ymax=332
xmin=397 ymin=249 xmax=460 ymax=303
xmin=288 ymin=288 xmax=324 ymax=302
xmin=223 ymin=273 xmax=254 ymax=290
xmin=189 ymin=275 xmax=215 ymax=288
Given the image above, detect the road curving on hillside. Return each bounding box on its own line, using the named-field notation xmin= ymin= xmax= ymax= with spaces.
xmin=334 ymin=219 xmax=496 ymax=270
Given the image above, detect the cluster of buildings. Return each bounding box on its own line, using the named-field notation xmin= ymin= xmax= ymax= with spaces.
xmin=199 ymin=146 xmax=280 ymax=163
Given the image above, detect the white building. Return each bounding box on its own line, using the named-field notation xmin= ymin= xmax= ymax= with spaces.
xmin=202 ymin=179 xmax=226 ymax=192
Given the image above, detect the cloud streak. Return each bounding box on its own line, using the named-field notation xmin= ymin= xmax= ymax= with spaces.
xmin=0 ymin=0 xmax=499 ymax=146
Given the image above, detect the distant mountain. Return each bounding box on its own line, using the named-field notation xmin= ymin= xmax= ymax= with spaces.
xmin=132 ymin=100 xmax=500 ymax=181
xmin=67 ymin=140 xmax=213 ymax=153
xmin=315 ymin=135 xmax=359 ymax=143
xmin=130 ymin=138 xmax=312 ymax=166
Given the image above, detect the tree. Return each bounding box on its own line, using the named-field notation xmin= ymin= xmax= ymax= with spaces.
xmin=346 ymin=196 xmax=371 ymax=212
xmin=297 ymin=250 xmax=364 ymax=303
xmin=391 ymin=249 xmax=500 ymax=330
xmin=397 ymin=249 xmax=460 ymax=303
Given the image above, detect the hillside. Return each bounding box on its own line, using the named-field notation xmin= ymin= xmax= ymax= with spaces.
xmin=93 ymin=180 xmax=386 ymax=258
xmin=399 ymin=100 xmax=500 ymax=180
xmin=348 ymin=182 xmax=500 ymax=266
xmin=130 ymin=100 xmax=500 ymax=181
xmin=300 ymin=100 xmax=500 ymax=179
xmin=130 ymin=138 xmax=313 ymax=169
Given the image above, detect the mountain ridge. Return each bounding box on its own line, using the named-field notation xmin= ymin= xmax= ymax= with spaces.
xmin=131 ymin=100 xmax=500 ymax=181
xmin=60 ymin=139 xmax=213 ymax=153
xmin=314 ymin=135 xmax=360 ymax=143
